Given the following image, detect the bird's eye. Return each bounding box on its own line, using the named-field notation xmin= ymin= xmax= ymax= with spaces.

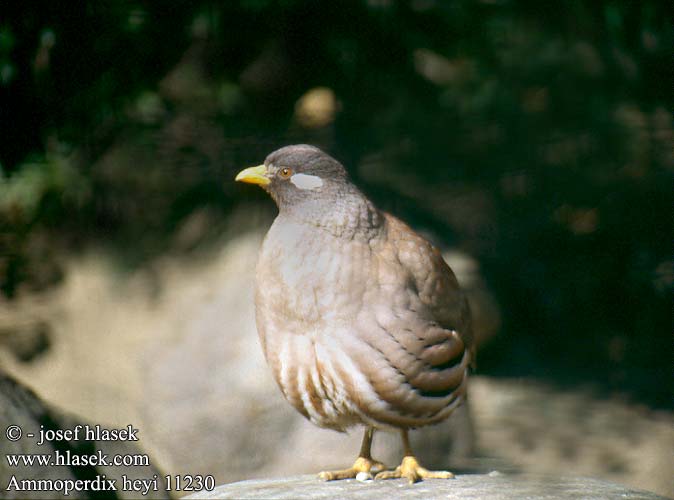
xmin=279 ymin=167 xmax=293 ymax=179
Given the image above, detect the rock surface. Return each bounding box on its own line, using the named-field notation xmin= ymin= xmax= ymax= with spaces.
xmin=0 ymin=371 xmax=168 ymax=500
xmin=184 ymin=474 xmax=668 ymax=500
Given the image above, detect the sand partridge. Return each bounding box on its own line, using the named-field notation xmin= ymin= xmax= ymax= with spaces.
xmin=235 ymin=145 xmax=473 ymax=483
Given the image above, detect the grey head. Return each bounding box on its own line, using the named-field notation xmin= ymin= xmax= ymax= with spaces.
xmin=236 ymin=145 xmax=382 ymax=238
xmin=236 ymin=144 xmax=355 ymax=211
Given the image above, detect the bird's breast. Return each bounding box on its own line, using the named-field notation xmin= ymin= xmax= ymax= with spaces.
xmin=256 ymin=219 xmax=375 ymax=329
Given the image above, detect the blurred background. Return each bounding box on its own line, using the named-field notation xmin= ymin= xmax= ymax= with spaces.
xmin=0 ymin=1 xmax=672 ymax=498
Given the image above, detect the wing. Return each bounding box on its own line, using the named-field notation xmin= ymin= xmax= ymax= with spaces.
xmin=349 ymin=213 xmax=473 ymax=428
xmin=385 ymin=213 xmax=473 ymax=350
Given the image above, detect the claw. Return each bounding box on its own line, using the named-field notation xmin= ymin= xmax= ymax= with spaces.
xmin=318 ymin=456 xmax=387 ymax=481
xmin=375 ymin=455 xmax=454 ymax=484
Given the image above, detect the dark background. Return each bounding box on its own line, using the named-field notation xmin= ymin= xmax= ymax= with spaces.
xmin=1 ymin=0 xmax=671 ymax=410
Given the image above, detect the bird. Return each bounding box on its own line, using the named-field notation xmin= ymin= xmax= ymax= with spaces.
xmin=235 ymin=145 xmax=473 ymax=483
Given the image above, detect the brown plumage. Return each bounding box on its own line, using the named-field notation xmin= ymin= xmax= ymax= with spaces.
xmin=235 ymin=145 xmax=473 ymax=483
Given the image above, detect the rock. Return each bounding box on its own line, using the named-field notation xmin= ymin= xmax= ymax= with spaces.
xmin=184 ymin=474 xmax=668 ymax=500
xmin=469 ymin=378 xmax=674 ymax=497
xmin=0 ymin=319 xmax=51 ymax=363
xmin=0 ymin=371 xmax=168 ymax=500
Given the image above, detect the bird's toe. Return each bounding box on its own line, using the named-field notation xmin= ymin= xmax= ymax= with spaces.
xmin=375 ymin=456 xmax=454 ymax=484
xmin=318 ymin=456 xmax=387 ymax=481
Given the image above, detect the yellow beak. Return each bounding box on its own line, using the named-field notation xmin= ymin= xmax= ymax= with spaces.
xmin=235 ymin=164 xmax=270 ymax=186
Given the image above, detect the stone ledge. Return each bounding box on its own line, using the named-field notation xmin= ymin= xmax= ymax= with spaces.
xmin=184 ymin=473 xmax=668 ymax=500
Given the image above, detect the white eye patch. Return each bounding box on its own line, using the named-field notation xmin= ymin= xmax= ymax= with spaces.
xmin=290 ymin=173 xmax=323 ymax=190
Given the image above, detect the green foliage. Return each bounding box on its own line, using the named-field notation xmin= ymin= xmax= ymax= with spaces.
xmin=0 ymin=151 xmax=88 ymax=221
xmin=0 ymin=25 xmax=15 ymax=85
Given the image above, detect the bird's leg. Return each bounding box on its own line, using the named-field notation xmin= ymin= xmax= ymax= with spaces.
xmin=318 ymin=426 xmax=386 ymax=480
xmin=375 ymin=429 xmax=454 ymax=484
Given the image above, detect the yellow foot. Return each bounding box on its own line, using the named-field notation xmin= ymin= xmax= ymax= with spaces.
xmin=318 ymin=456 xmax=386 ymax=481
xmin=375 ymin=455 xmax=454 ymax=484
